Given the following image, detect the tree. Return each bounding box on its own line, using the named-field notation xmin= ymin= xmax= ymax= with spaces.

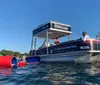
xmin=0 ymin=49 xmax=29 ymax=57
xmin=13 ymin=52 xmax=20 ymax=57
xmin=20 ymin=53 xmax=29 ymax=57
xmin=23 ymin=53 xmax=29 ymax=56
xmin=0 ymin=50 xmax=13 ymax=56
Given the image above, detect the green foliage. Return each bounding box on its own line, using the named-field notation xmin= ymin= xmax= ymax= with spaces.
xmin=0 ymin=50 xmax=13 ymax=56
xmin=0 ymin=49 xmax=29 ymax=57
xmin=13 ymin=52 xmax=20 ymax=57
xmin=0 ymin=54 xmax=3 ymax=56
xmin=23 ymin=53 xmax=29 ymax=56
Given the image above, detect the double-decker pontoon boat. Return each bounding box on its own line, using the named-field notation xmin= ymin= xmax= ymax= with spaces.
xmin=30 ymin=21 xmax=100 ymax=63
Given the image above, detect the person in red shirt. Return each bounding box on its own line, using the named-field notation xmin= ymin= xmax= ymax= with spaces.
xmin=54 ymin=37 xmax=60 ymax=45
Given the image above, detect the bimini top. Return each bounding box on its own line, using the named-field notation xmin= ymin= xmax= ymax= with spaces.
xmin=33 ymin=21 xmax=72 ymax=39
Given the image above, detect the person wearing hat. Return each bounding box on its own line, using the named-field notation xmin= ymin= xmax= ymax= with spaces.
xmin=82 ymin=32 xmax=90 ymax=41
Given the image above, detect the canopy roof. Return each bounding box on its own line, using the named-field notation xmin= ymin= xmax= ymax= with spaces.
xmin=33 ymin=21 xmax=72 ymax=39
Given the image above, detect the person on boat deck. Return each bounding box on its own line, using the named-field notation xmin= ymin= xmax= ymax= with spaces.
xmin=54 ymin=37 xmax=60 ymax=45
xmin=82 ymin=32 xmax=90 ymax=41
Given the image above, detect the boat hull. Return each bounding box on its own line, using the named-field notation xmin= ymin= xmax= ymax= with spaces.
xmin=39 ymin=51 xmax=89 ymax=63
xmin=40 ymin=51 xmax=100 ymax=63
xmin=30 ymin=39 xmax=100 ymax=63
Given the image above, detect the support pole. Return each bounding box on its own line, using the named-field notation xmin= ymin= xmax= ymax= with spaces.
xmin=31 ymin=33 xmax=34 ymax=56
xmin=31 ymin=35 xmax=34 ymax=50
xmin=90 ymin=39 xmax=93 ymax=51
xmin=46 ymin=31 xmax=49 ymax=55
xmin=34 ymin=36 xmax=37 ymax=56
xmin=68 ymin=34 xmax=71 ymax=41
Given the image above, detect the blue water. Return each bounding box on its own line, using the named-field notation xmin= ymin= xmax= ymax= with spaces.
xmin=0 ymin=63 xmax=100 ymax=85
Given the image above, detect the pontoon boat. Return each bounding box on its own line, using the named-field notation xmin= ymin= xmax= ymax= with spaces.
xmin=29 ymin=21 xmax=100 ymax=63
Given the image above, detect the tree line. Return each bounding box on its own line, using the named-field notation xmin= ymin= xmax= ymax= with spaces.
xmin=0 ymin=50 xmax=29 ymax=57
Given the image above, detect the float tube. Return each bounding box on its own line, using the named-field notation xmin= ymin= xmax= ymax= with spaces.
xmin=0 ymin=56 xmax=17 ymax=67
xmin=17 ymin=61 xmax=27 ymax=67
xmin=26 ymin=56 xmax=40 ymax=64
xmin=17 ymin=56 xmax=40 ymax=67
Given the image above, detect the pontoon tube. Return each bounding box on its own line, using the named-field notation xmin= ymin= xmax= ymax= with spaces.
xmin=26 ymin=56 xmax=40 ymax=63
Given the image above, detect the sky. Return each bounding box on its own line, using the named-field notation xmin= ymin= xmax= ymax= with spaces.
xmin=0 ymin=0 xmax=100 ymax=53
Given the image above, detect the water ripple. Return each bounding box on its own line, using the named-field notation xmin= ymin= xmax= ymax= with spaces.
xmin=0 ymin=63 xmax=100 ymax=85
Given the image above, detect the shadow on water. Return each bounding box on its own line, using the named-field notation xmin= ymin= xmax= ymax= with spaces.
xmin=0 ymin=62 xmax=100 ymax=85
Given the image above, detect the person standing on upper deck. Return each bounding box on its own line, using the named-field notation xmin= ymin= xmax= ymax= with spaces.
xmin=82 ymin=32 xmax=90 ymax=41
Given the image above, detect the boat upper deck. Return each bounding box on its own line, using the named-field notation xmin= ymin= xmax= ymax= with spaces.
xmin=32 ymin=21 xmax=72 ymax=39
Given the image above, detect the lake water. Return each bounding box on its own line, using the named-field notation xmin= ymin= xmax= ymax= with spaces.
xmin=0 ymin=62 xmax=100 ymax=85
